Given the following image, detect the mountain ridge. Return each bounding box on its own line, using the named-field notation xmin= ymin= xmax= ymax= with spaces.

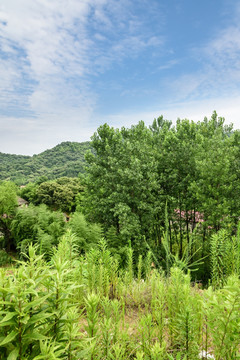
xmin=0 ymin=141 xmax=92 ymax=184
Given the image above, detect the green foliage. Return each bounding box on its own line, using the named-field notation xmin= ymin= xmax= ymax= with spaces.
xmin=83 ymin=112 xmax=240 ymax=280
xmin=2 ymin=111 xmax=240 ymax=358
xmin=0 ymin=249 xmax=13 ymax=266
xmin=0 ymin=237 xmax=83 ymax=360
xmin=166 ymin=267 xmax=201 ymax=357
xmin=0 ymin=141 xmax=92 ymax=184
xmin=19 ymin=182 xmax=38 ymax=204
xmin=150 ymin=271 xmax=166 ymax=348
xmin=0 ymin=246 xmax=50 ymax=359
xmin=210 ymin=229 xmax=240 ymax=288
xmin=205 ymin=275 xmax=240 ymax=360
xmin=2 ymin=111 xmax=240 ymax=283
xmin=36 ymin=177 xmax=83 ymax=212
xmin=0 ymin=181 xmax=18 ymax=252
xmin=192 ymin=115 xmax=236 ymax=231
xmin=68 ymin=212 xmax=102 ymax=252
xmin=83 ymin=239 xmax=119 ymax=298
xmin=84 ymin=293 xmax=100 ymax=338
xmin=0 ymin=239 xmax=239 ymax=359
xmin=0 ymin=153 xmax=31 ymax=185
xmin=0 ymin=181 xmax=18 ymax=216
xmin=85 ymin=121 xmax=158 ymax=253
xmin=105 ymin=226 xmax=129 ymax=267
xmin=11 ymin=204 xmax=66 ymax=258
xmin=139 ymin=313 xmax=155 ymax=356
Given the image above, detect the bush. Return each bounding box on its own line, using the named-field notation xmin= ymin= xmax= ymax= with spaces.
xmin=0 ymin=249 xmax=13 ymax=266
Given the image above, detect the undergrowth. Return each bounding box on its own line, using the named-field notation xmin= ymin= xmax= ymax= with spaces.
xmin=0 ymin=230 xmax=239 ymax=359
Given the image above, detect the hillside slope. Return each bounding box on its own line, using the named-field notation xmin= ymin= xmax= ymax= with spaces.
xmin=0 ymin=141 xmax=92 ymax=184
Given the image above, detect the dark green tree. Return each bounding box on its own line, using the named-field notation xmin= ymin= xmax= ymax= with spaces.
xmin=36 ymin=177 xmax=83 ymax=212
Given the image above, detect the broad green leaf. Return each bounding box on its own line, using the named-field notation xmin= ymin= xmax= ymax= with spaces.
xmin=27 ymin=311 xmax=52 ymax=326
xmin=7 ymin=348 xmax=19 ymax=360
xmin=0 ymin=312 xmax=17 ymax=324
xmin=0 ymin=330 xmax=18 ymax=347
xmin=24 ymin=294 xmax=50 ymax=311
xmin=0 ymin=319 xmax=16 ymax=327
xmin=23 ymin=331 xmax=48 ymax=341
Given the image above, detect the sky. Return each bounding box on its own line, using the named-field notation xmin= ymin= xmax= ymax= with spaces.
xmin=1 ymin=0 xmax=240 ymax=155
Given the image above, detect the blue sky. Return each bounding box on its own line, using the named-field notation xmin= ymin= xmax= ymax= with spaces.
xmin=1 ymin=0 xmax=240 ymax=155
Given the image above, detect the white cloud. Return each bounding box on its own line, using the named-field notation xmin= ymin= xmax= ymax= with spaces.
xmin=157 ymin=59 xmax=179 ymax=71
xmin=0 ymin=0 xmax=164 ymax=151
xmin=0 ymin=0 xmax=95 ymax=122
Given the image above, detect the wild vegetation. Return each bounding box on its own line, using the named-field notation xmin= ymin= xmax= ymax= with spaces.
xmin=0 ymin=232 xmax=239 ymax=359
xmin=0 ymin=112 xmax=240 ymax=358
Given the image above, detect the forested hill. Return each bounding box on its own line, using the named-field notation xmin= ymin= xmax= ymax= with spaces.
xmin=0 ymin=141 xmax=91 ymax=184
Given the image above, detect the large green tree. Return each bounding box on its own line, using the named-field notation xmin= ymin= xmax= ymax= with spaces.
xmin=192 ymin=113 xmax=236 ymax=231
xmin=30 ymin=177 xmax=83 ymax=212
xmin=151 ymin=117 xmax=199 ymax=256
xmin=85 ymin=121 xmax=158 ymax=253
